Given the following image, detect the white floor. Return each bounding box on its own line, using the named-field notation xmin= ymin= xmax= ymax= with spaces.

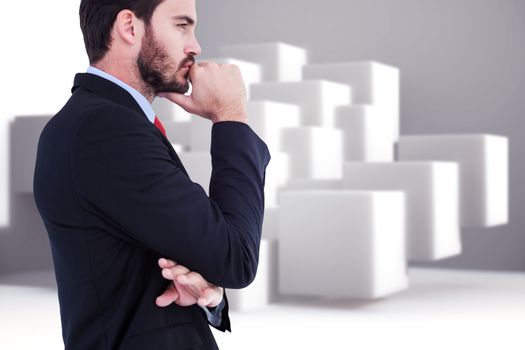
xmin=1 ymin=268 xmax=524 ymax=350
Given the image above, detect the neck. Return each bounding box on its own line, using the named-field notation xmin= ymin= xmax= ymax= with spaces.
xmin=92 ymin=61 xmax=155 ymax=103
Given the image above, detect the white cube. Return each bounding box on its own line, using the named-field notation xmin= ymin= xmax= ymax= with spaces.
xmin=281 ymin=127 xmax=343 ymax=179
xmin=227 ymin=238 xmax=279 ymax=310
xmin=171 ymin=143 xmax=184 ymax=153
xmin=189 ymin=116 xmax=212 ymax=152
xmin=163 ymin=120 xmax=190 ymax=150
xmin=220 ymin=42 xmax=307 ymax=82
xmin=251 ymin=80 xmax=351 ymax=128
xmin=152 ymin=97 xmax=192 ymax=122
xmin=278 ymin=179 xmax=343 ymax=209
xmin=262 ymin=207 xmax=279 ymax=240
xmin=343 ymin=162 xmax=461 ymax=261
xmin=304 ymin=61 xmax=400 ymax=140
xmin=177 ymin=151 xmax=211 ymax=194
xmin=284 ymin=178 xmax=343 ymax=190
xmin=279 ymin=190 xmax=408 ymax=299
xmin=14 ymin=115 xmax=51 ymax=193
xmin=397 ymin=134 xmax=509 ymax=227
xmin=247 ymin=101 xmax=301 ymax=155
xmin=264 ymin=152 xmax=290 ymax=209
xmin=336 ymin=105 xmax=395 ymax=161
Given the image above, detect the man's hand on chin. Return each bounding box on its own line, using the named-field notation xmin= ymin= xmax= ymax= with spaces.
xmin=155 ymin=258 xmax=224 ymax=309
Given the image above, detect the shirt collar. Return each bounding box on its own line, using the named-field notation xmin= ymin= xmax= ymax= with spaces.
xmin=86 ymin=66 xmax=156 ymax=124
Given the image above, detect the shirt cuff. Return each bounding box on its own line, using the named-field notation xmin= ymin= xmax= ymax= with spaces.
xmin=199 ymin=296 xmax=225 ymax=327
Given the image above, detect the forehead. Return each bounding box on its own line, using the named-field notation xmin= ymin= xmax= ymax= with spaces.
xmin=154 ymin=0 xmax=197 ymax=21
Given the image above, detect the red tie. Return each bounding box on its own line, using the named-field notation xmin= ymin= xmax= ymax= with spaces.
xmin=154 ymin=115 xmax=167 ymax=138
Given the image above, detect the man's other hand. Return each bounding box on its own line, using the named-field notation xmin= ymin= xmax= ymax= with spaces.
xmin=155 ymin=258 xmax=224 ymax=308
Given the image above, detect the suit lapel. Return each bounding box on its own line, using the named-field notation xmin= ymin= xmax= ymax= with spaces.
xmin=71 ymin=73 xmax=190 ymax=178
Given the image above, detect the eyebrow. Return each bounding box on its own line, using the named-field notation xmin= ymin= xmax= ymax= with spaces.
xmin=172 ymin=15 xmax=195 ymax=25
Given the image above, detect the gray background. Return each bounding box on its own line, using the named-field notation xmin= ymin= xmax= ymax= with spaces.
xmin=0 ymin=0 xmax=523 ymax=274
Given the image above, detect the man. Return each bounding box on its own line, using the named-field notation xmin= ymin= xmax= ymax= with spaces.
xmin=33 ymin=0 xmax=271 ymax=349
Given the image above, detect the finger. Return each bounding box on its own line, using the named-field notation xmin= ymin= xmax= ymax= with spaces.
xmin=162 ymin=265 xmax=190 ymax=280
xmin=176 ymin=272 xmax=209 ymax=291
xmin=198 ymin=287 xmax=221 ymax=307
xmin=155 ymin=284 xmax=179 ymax=307
xmin=164 ymin=93 xmax=196 ymax=112
xmin=158 ymin=258 xmax=177 ymax=268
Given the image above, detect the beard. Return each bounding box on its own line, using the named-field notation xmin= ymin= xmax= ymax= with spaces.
xmin=137 ymin=24 xmax=194 ymax=95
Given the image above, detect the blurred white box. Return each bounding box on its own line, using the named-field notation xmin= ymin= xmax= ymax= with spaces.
xmin=264 ymin=152 xmax=290 ymax=209
xmin=278 ymin=190 xmax=407 ymax=299
xmin=247 ymin=101 xmax=300 ymax=155
xmin=284 ymin=178 xmax=343 ymax=190
xmin=227 ymin=238 xmax=279 ymax=310
xmin=281 ymin=127 xmax=343 ymax=179
xmin=177 ymin=151 xmax=211 ymax=194
xmin=278 ymin=178 xmax=343 ymax=205
xmin=14 ymin=115 xmax=51 ymax=193
xmin=171 ymin=143 xmax=184 ymax=153
xmin=397 ymin=134 xmax=509 ymax=227
xmin=304 ymin=61 xmax=399 ymax=140
xmin=262 ymin=207 xmax=279 ymax=240
xmin=152 ymin=97 xmax=192 ymax=122
xmin=343 ymin=162 xmax=461 ymax=261
xmin=336 ymin=105 xmax=394 ymax=161
xmin=251 ymin=80 xmax=351 ymax=128
xmin=190 ymin=116 xmax=212 ymax=152
xmin=163 ymin=120 xmax=190 ymax=151
xmin=220 ymin=42 xmax=307 ymax=82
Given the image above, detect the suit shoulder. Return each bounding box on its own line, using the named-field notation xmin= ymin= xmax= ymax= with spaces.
xmin=75 ymin=101 xmax=150 ymax=135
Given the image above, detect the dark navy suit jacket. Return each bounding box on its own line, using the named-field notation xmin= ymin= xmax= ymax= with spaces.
xmin=33 ymin=72 xmax=271 ymax=349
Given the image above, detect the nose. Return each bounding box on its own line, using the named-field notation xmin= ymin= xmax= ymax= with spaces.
xmin=185 ymin=34 xmax=202 ymax=56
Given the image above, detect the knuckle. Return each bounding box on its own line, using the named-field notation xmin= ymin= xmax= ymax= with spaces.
xmin=188 ymin=271 xmax=201 ymax=279
xmin=172 ymin=266 xmax=185 ymax=274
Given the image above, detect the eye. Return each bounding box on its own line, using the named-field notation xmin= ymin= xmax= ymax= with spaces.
xmin=177 ymin=23 xmax=189 ymax=30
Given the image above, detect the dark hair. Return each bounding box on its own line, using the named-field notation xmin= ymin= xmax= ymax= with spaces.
xmin=79 ymin=0 xmax=165 ymax=64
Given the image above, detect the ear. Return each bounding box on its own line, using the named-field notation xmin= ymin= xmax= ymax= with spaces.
xmin=114 ymin=9 xmax=143 ymax=45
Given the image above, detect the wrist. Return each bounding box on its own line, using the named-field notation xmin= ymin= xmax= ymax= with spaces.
xmin=212 ymin=107 xmax=248 ymax=124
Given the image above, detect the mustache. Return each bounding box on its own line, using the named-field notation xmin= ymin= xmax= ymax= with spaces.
xmin=179 ymin=56 xmax=195 ymax=69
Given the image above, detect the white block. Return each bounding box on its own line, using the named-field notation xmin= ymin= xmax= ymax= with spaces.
xmin=13 ymin=115 xmax=51 ymax=193
xmin=284 ymin=178 xmax=343 ymax=190
xmin=397 ymin=134 xmax=508 ymax=227
xmin=227 ymin=238 xmax=279 ymax=310
xmin=177 ymin=151 xmax=211 ymax=194
xmin=251 ymin=80 xmax=351 ymax=128
xmin=304 ymin=61 xmax=400 ymax=140
xmin=152 ymin=97 xmax=192 ymax=122
xmin=190 ymin=116 xmax=212 ymax=152
xmin=198 ymin=57 xmax=262 ymax=99
xmin=281 ymin=127 xmax=343 ymax=179
xmin=279 ymin=190 xmax=408 ymax=299
xmin=262 ymin=207 xmax=279 ymax=240
xmin=171 ymin=143 xmax=184 ymax=153
xmin=247 ymin=101 xmax=301 ymax=155
xmin=163 ymin=120 xmax=190 ymax=150
xmin=343 ymin=162 xmax=461 ymax=261
xmin=264 ymin=152 xmax=290 ymax=209
xmin=336 ymin=105 xmax=394 ymax=161
xmin=278 ymin=178 xmax=343 ymax=205
xmin=220 ymin=42 xmax=307 ymax=82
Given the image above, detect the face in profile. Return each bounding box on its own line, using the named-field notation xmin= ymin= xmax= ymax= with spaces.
xmin=136 ymin=0 xmax=201 ymax=95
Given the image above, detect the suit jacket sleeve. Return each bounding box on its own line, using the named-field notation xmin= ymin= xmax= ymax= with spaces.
xmin=72 ymin=104 xmax=271 ymax=293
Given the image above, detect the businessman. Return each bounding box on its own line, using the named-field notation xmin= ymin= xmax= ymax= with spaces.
xmin=33 ymin=0 xmax=271 ymax=349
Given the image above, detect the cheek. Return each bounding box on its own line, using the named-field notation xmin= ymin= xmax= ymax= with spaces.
xmin=164 ymin=43 xmax=185 ymax=65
